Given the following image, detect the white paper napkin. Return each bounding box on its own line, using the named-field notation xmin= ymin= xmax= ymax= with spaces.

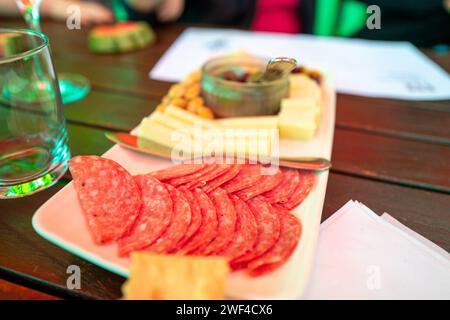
xmin=303 ymin=200 xmax=450 ymax=299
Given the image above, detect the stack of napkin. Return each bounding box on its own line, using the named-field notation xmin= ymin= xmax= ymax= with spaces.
xmin=304 ymin=200 xmax=450 ymax=299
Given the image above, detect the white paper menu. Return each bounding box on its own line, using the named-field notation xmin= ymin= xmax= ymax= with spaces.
xmin=150 ymin=27 xmax=450 ymax=100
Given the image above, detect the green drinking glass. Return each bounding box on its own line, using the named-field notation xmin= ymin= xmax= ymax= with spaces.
xmin=15 ymin=0 xmax=90 ymax=104
xmin=0 ymin=29 xmax=70 ymax=198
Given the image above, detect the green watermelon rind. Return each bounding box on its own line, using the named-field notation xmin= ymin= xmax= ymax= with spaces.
xmin=88 ymin=22 xmax=156 ymax=54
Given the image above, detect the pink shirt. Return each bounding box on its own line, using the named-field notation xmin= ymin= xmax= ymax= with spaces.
xmin=251 ymin=0 xmax=302 ymax=34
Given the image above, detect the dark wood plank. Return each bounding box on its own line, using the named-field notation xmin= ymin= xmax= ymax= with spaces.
xmin=336 ymin=95 xmax=450 ymax=144
xmin=47 ymin=23 xmax=182 ymax=70
xmin=66 ymin=123 xmax=114 ymax=156
xmin=42 ymin=20 xmax=178 ymax=99
xmin=331 ymin=129 xmax=450 ymax=192
xmin=65 ymin=90 xmax=157 ymax=131
xmin=53 ymin=56 xmax=172 ymax=99
xmin=61 ymin=123 xmax=114 ymax=180
xmin=0 ymin=279 xmax=59 ymax=300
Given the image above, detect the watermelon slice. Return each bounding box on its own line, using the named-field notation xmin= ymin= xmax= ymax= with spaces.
xmin=88 ymin=22 xmax=155 ymax=54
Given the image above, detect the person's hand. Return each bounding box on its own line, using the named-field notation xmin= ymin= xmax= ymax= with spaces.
xmin=125 ymin=0 xmax=162 ymax=13
xmin=156 ymin=0 xmax=184 ymax=22
xmin=126 ymin=0 xmax=184 ymax=22
xmin=41 ymin=0 xmax=114 ymax=26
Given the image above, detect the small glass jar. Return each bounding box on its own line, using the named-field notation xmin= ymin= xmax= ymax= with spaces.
xmin=201 ymin=55 xmax=289 ymax=118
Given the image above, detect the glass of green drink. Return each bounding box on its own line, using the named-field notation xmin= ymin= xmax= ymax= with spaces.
xmin=15 ymin=0 xmax=90 ymax=104
xmin=0 ymin=29 xmax=70 ymax=198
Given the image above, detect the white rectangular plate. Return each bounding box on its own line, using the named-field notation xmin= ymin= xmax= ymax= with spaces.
xmin=33 ymin=82 xmax=335 ymax=299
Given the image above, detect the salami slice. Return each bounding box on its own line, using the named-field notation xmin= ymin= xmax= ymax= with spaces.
xmin=218 ymin=195 xmax=258 ymax=260
xmin=202 ymin=164 xmax=241 ymax=194
xmin=277 ymin=171 xmax=316 ymax=210
xmin=177 ymin=188 xmax=217 ymax=254
xmin=222 ymin=164 xmax=262 ymax=193
xmin=185 ymin=164 xmax=231 ymax=190
xmin=145 ymin=184 xmax=191 ymax=253
xmin=151 ymin=164 xmax=206 ymax=181
xmin=231 ymin=196 xmax=281 ymax=270
xmin=247 ymin=209 xmax=302 ymax=276
xmin=198 ymin=188 xmax=237 ymax=255
xmin=171 ymin=186 xmax=202 ymax=251
xmin=235 ymin=169 xmax=284 ymax=201
xmin=263 ymin=168 xmax=300 ymax=204
xmin=168 ymin=164 xmax=218 ymax=186
xmin=118 ymin=174 xmax=172 ymax=256
xmin=69 ymin=156 xmax=141 ymax=244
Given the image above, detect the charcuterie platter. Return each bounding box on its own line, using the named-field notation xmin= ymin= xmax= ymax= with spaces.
xmin=32 ymin=62 xmax=335 ymax=299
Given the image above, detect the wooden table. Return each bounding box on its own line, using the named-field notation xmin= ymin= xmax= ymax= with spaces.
xmin=1 ymin=19 xmax=449 ymax=300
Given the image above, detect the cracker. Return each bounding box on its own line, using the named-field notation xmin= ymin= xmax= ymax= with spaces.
xmin=122 ymin=253 xmax=229 ymax=300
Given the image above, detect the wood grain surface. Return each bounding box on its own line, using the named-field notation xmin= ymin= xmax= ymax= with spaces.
xmin=0 ymin=18 xmax=449 ymax=299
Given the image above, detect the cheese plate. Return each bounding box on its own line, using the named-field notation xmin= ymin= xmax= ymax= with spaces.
xmin=32 ymin=79 xmax=335 ymax=299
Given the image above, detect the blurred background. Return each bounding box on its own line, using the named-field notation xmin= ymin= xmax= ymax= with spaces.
xmin=1 ymin=0 xmax=449 ymax=48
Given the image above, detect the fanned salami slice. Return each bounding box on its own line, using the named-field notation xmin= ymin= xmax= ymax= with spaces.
xmin=219 ymin=195 xmax=258 ymax=260
xmin=222 ymin=164 xmax=262 ymax=193
xmin=277 ymin=171 xmax=316 ymax=210
xmin=198 ymin=188 xmax=237 ymax=255
xmin=247 ymin=209 xmax=302 ymax=276
xmin=178 ymin=188 xmax=217 ymax=254
xmin=202 ymin=164 xmax=241 ymax=193
xmin=145 ymin=184 xmax=191 ymax=253
xmin=118 ymin=174 xmax=172 ymax=256
xmin=235 ymin=169 xmax=283 ymax=201
xmin=231 ymin=196 xmax=281 ymax=270
xmin=171 ymin=187 xmax=202 ymax=251
xmin=151 ymin=164 xmax=206 ymax=181
xmin=168 ymin=164 xmax=218 ymax=186
xmin=69 ymin=156 xmax=141 ymax=244
xmin=185 ymin=164 xmax=231 ymax=190
xmin=263 ymin=168 xmax=300 ymax=204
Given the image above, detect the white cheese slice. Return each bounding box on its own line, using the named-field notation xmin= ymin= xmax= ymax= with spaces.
xmin=148 ymin=111 xmax=205 ymax=140
xmin=164 ymin=105 xmax=216 ymax=129
xmin=139 ymin=117 xmax=274 ymax=159
xmin=279 ymin=111 xmax=317 ymax=140
xmin=139 ymin=117 xmax=184 ymax=149
xmin=279 ymin=107 xmax=321 ymax=125
xmin=140 ymin=118 xmax=206 ymax=155
xmin=280 ymin=97 xmax=319 ymax=111
xmin=217 ymin=116 xmax=279 ymax=129
xmin=289 ymin=74 xmax=322 ymax=104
